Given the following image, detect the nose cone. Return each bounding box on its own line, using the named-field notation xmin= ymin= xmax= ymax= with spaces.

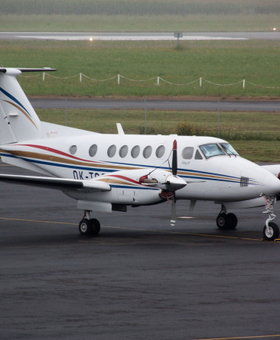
xmin=262 ymin=172 xmax=280 ymax=197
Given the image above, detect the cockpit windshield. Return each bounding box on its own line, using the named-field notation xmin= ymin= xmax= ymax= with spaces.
xmin=220 ymin=143 xmax=239 ymax=156
xmin=200 ymin=143 xmax=239 ymax=159
xmin=200 ymin=144 xmax=225 ymax=159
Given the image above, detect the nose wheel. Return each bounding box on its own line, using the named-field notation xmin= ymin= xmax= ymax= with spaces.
xmin=263 ymin=222 xmax=279 ymax=241
xmin=262 ymin=196 xmax=279 ymax=241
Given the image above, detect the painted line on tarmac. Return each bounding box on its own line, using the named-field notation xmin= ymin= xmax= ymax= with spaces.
xmin=0 ymin=216 xmax=266 ymax=242
xmin=92 ymin=225 xmax=263 ymax=242
xmin=0 ymin=216 xmax=76 ymax=225
xmin=196 ymin=335 xmax=280 ymax=340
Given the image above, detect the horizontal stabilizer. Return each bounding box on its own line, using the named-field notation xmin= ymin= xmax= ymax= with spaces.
xmin=0 ymin=174 xmax=111 ymax=192
xmin=0 ymin=68 xmax=56 ymax=73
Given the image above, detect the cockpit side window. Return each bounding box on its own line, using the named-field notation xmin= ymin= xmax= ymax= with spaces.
xmin=200 ymin=143 xmax=225 ymax=159
xmin=195 ymin=150 xmax=203 ymax=160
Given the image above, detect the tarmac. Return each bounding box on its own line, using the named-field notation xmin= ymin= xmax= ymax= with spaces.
xmin=1 ymin=162 xmax=280 ymax=340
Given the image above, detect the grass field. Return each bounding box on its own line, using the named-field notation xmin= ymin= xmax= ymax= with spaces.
xmin=36 ymin=108 xmax=280 ymax=162
xmin=0 ymin=14 xmax=279 ymax=32
xmin=1 ymin=40 xmax=279 ymax=98
xmin=3 ymin=0 xmax=280 ymax=16
xmin=1 ymin=0 xmax=279 ymax=32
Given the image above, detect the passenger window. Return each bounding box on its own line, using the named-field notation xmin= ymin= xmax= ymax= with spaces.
xmin=107 ymin=145 xmax=116 ymax=157
xmin=156 ymin=145 xmax=165 ymax=158
xmin=119 ymin=145 xmax=128 ymax=158
xmin=89 ymin=144 xmax=98 ymax=157
xmin=131 ymin=145 xmax=140 ymax=158
xmin=69 ymin=145 xmax=77 ymax=155
xmin=143 ymin=146 xmax=152 ymax=159
xmin=182 ymin=147 xmax=194 ymax=159
xmin=195 ymin=150 xmax=203 ymax=160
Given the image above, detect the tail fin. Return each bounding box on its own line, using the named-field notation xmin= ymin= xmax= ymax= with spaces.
xmin=0 ymin=68 xmax=56 ymax=144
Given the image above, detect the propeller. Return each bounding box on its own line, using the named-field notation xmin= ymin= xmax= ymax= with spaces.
xmin=172 ymin=140 xmax=177 ymax=176
xmin=139 ymin=139 xmax=185 ymax=227
xmin=170 ymin=140 xmax=178 ymax=227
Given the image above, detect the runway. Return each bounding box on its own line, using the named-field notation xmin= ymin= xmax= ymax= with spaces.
xmin=1 ymin=162 xmax=280 ymax=339
xmin=29 ymin=97 xmax=280 ymax=112
xmin=1 ymin=31 xmax=280 ymax=41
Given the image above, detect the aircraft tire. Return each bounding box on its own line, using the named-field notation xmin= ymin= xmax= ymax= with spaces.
xmin=226 ymin=213 xmax=238 ymax=230
xmin=79 ymin=219 xmax=91 ymax=235
xmin=89 ymin=218 xmax=101 ymax=236
xmin=216 ymin=213 xmax=237 ymax=230
xmin=263 ymin=222 xmax=279 ymax=241
xmin=216 ymin=213 xmax=228 ymax=229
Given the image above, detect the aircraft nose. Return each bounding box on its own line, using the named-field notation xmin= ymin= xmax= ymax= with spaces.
xmin=262 ymin=172 xmax=280 ymax=197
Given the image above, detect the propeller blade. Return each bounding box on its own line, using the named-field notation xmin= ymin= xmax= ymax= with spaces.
xmin=172 ymin=140 xmax=177 ymax=176
xmin=170 ymin=193 xmax=176 ymax=227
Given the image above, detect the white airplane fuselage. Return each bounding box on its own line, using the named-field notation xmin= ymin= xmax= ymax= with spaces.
xmin=1 ymin=131 xmax=279 ymax=205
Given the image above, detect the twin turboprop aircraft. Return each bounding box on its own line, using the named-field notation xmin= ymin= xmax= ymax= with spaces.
xmin=1 ymin=67 xmax=280 ymax=240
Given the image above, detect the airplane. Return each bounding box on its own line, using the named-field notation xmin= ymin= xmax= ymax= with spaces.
xmin=1 ymin=67 xmax=280 ymax=240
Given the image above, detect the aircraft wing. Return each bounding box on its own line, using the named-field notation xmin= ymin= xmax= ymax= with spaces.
xmin=260 ymin=164 xmax=280 ymax=178
xmin=0 ymin=174 xmax=111 ymax=192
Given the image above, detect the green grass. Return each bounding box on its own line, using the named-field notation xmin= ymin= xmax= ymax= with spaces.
xmin=36 ymin=108 xmax=280 ymax=162
xmin=2 ymin=0 xmax=280 ymax=16
xmin=0 ymin=14 xmax=279 ymax=32
xmin=1 ymin=0 xmax=279 ymax=31
xmin=1 ymin=40 xmax=279 ymax=98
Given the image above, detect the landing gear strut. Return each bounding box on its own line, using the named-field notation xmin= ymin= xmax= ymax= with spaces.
xmin=216 ymin=205 xmax=238 ymax=230
xmin=79 ymin=210 xmax=101 ymax=236
xmin=262 ymin=196 xmax=279 ymax=241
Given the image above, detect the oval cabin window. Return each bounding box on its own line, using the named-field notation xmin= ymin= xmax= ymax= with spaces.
xmin=89 ymin=144 xmax=98 ymax=157
xmin=143 ymin=146 xmax=152 ymax=159
xmin=69 ymin=145 xmax=77 ymax=155
xmin=156 ymin=145 xmax=165 ymax=158
xmin=131 ymin=145 xmax=140 ymax=158
xmin=107 ymin=145 xmax=117 ymax=158
xmin=119 ymin=145 xmax=128 ymax=158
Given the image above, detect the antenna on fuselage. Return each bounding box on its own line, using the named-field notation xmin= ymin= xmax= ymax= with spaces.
xmin=117 ymin=123 xmax=125 ymax=135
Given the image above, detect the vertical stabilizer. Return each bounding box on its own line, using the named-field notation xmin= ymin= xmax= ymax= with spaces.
xmin=0 ymin=68 xmax=55 ymax=144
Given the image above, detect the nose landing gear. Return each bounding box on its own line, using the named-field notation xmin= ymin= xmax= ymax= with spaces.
xmin=262 ymin=196 xmax=279 ymax=241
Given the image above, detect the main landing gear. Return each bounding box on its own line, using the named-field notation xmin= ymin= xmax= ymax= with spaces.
xmin=216 ymin=205 xmax=238 ymax=230
xmin=79 ymin=211 xmax=101 ymax=236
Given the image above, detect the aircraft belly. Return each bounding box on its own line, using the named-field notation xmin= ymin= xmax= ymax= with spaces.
xmin=176 ymin=181 xmax=263 ymax=202
xmin=117 ymin=188 xmax=140 ymax=204
xmin=63 ymin=190 xmax=119 ymax=203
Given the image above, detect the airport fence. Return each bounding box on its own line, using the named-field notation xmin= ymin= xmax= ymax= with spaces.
xmin=20 ymin=72 xmax=280 ymax=89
